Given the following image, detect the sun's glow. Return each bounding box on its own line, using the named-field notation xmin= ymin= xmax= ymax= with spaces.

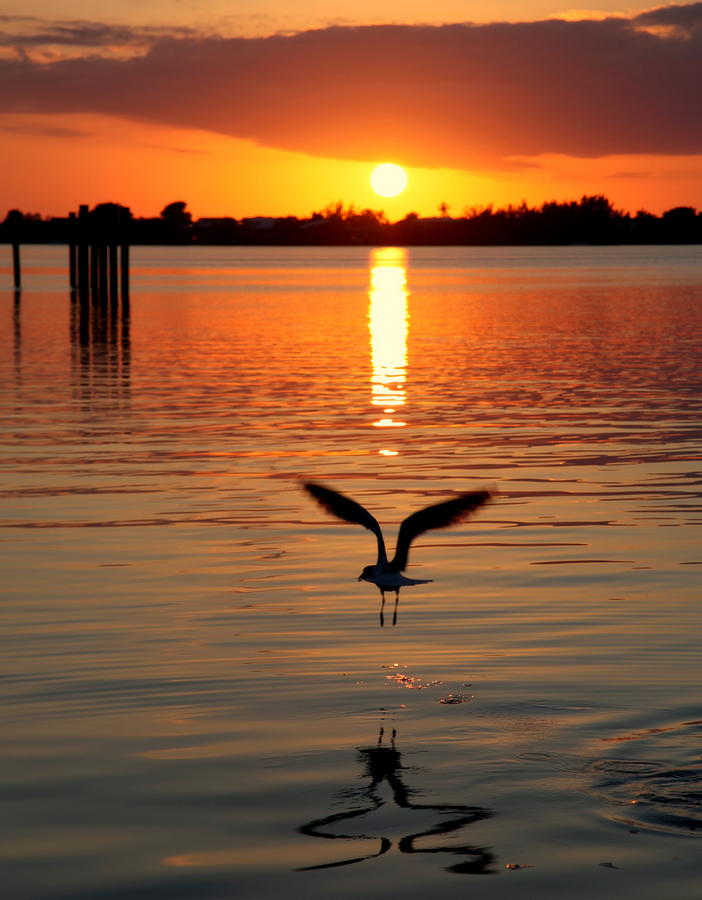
xmin=370 ymin=163 xmax=408 ymax=198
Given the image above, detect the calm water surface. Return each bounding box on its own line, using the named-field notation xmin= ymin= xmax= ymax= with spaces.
xmin=1 ymin=245 xmax=701 ymax=899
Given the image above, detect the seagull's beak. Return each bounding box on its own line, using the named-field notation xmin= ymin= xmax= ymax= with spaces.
xmin=357 ymin=576 xmax=363 ymax=582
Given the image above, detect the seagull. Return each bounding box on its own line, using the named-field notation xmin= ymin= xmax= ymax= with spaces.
xmin=303 ymin=481 xmax=493 ymax=605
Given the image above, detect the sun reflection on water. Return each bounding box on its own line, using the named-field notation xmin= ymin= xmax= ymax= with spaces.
xmin=368 ymin=248 xmax=409 ymax=452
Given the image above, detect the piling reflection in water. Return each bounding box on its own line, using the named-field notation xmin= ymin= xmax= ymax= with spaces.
xmin=297 ymin=726 xmax=495 ymax=874
xmin=368 ymin=248 xmax=408 ymax=453
xmin=12 ymin=290 xmax=21 ymax=390
xmin=70 ymin=283 xmax=131 ymax=410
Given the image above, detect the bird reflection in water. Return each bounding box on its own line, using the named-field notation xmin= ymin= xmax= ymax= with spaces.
xmin=296 ymin=726 xmax=495 ymax=874
xmin=368 ymin=247 xmax=408 ymax=449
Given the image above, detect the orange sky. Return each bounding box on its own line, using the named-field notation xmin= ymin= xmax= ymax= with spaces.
xmin=1 ymin=2 xmax=701 ymax=219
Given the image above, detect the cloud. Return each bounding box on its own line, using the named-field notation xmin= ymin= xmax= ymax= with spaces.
xmin=606 ymin=169 xmax=654 ymax=178
xmin=0 ymin=118 xmax=90 ymax=138
xmin=634 ymin=1 xmax=702 ymax=26
xmin=144 ymin=143 xmax=209 ymax=155
xmin=0 ymin=5 xmax=700 ymax=170
xmin=632 ymin=1 xmax=702 ymax=37
xmin=552 ymin=9 xmax=626 ymax=22
xmin=0 ymin=20 xmax=149 ymax=48
xmin=0 ymin=15 xmax=198 ymax=61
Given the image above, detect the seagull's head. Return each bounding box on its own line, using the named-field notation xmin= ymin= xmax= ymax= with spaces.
xmin=358 ymin=565 xmax=377 ymax=582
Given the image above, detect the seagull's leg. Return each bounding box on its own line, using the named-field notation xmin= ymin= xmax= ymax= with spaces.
xmin=379 ymin=591 xmax=386 ymax=628
xmin=392 ymin=592 xmax=399 ymax=627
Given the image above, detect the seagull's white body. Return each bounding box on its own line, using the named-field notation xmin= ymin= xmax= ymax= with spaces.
xmin=303 ymin=481 xmax=493 ymax=592
xmin=363 ymin=572 xmax=432 ymax=588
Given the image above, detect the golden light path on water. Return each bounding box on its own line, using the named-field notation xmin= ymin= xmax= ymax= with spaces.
xmin=368 ymin=247 xmax=408 ymax=455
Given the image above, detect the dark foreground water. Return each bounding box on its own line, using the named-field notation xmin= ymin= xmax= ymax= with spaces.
xmin=1 ymin=245 xmax=701 ymax=899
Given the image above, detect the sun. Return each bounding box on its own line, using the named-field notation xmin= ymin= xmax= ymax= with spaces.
xmin=370 ymin=163 xmax=408 ymax=198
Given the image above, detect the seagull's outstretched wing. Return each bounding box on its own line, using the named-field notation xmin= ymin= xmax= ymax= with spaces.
xmin=303 ymin=481 xmax=388 ymax=566
xmin=390 ymin=490 xmax=493 ymax=572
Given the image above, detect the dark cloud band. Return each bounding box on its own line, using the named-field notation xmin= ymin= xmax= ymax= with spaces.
xmin=1 ymin=4 xmax=701 ymax=168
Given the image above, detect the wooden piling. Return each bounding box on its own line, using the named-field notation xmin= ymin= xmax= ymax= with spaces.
xmin=12 ymin=242 xmax=21 ymax=290
xmin=77 ymin=206 xmax=90 ymax=298
xmin=120 ymin=243 xmax=130 ymax=308
xmin=109 ymin=244 xmax=119 ymax=301
xmin=98 ymin=243 xmax=108 ymax=301
xmin=8 ymin=204 xmax=131 ymax=302
xmin=69 ymin=244 xmax=77 ymax=291
xmin=68 ymin=212 xmax=77 ymax=291
xmin=90 ymin=243 xmax=99 ymax=296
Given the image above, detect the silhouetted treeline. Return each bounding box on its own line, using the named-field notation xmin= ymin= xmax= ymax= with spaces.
xmin=2 ymin=196 xmax=701 ymax=247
